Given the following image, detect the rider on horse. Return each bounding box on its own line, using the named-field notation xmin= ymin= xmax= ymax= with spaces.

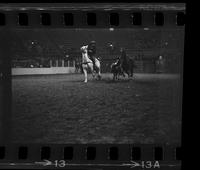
xmin=87 ymin=41 xmax=96 ymax=71
xmin=114 ymin=56 xmax=121 ymax=66
xmin=119 ymin=47 xmax=135 ymax=77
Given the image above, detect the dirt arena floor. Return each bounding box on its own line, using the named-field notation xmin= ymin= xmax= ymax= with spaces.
xmin=11 ymin=73 xmax=182 ymax=144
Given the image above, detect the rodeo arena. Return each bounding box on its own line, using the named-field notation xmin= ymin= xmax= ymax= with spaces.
xmin=11 ymin=28 xmax=183 ymax=144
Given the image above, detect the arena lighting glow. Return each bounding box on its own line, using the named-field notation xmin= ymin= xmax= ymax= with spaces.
xmin=19 ymin=8 xmax=27 ymax=11
xmin=36 ymin=8 xmax=45 ymax=10
xmin=109 ymin=28 xmax=114 ymax=31
xmin=144 ymin=27 xmax=149 ymax=30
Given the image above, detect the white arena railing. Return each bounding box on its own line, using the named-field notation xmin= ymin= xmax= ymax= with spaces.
xmin=12 ymin=60 xmax=76 ymax=76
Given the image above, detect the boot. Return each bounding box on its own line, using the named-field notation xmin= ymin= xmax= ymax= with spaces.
xmin=91 ymin=58 xmax=96 ymax=72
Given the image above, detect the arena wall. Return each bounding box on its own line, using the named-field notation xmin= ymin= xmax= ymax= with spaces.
xmin=12 ymin=67 xmax=75 ymax=76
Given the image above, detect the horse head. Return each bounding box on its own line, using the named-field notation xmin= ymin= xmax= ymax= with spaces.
xmin=80 ymin=45 xmax=88 ymax=54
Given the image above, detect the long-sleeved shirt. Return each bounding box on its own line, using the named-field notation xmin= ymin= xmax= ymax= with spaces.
xmin=88 ymin=44 xmax=96 ymax=57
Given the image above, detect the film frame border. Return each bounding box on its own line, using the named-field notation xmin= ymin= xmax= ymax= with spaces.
xmin=0 ymin=3 xmax=185 ymax=169
xmin=0 ymin=3 xmax=185 ymax=28
xmin=0 ymin=144 xmax=181 ymax=169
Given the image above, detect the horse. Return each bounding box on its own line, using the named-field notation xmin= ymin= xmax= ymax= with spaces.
xmin=120 ymin=49 xmax=135 ymax=77
xmin=111 ymin=59 xmax=125 ymax=80
xmin=80 ymin=45 xmax=101 ymax=83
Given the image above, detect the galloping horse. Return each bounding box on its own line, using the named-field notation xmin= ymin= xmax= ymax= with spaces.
xmin=80 ymin=45 xmax=101 ymax=83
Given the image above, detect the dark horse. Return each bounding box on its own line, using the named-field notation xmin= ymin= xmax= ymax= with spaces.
xmin=119 ymin=48 xmax=135 ymax=77
xmin=111 ymin=60 xmax=124 ymax=80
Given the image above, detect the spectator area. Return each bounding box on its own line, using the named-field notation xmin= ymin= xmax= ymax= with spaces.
xmin=11 ymin=28 xmax=184 ymax=74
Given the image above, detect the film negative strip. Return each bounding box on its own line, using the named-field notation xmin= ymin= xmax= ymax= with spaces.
xmin=0 ymin=3 xmax=185 ymax=169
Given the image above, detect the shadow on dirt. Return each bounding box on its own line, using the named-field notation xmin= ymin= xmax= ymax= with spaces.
xmin=93 ymin=78 xmax=134 ymax=84
xmin=63 ymin=77 xmax=134 ymax=84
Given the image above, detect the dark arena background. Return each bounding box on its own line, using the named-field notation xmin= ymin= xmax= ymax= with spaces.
xmin=11 ymin=28 xmax=183 ymax=144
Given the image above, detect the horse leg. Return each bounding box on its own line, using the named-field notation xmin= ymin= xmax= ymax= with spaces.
xmin=115 ymin=73 xmax=118 ymax=81
xmin=126 ymin=69 xmax=131 ymax=78
xmin=117 ymin=73 xmax=120 ymax=80
xmin=121 ymin=68 xmax=126 ymax=77
xmin=97 ymin=67 xmax=101 ymax=80
xmin=130 ymin=64 xmax=134 ymax=77
xmin=128 ymin=63 xmax=134 ymax=78
xmin=90 ymin=64 xmax=95 ymax=80
xmin=95 ymin=60 xmax=101 ymax=80
xmin=83 ymin=68 xmax=88 ymax=83
xmin=98 ymin=67 xmax=102 ymax=80
xmin=115 ymin=72 xmax=118 ymax=80
xmin=131 ymin=68 xmax=134 ymax=77
xmin=113 ymin=73 xmax=115 ymax=81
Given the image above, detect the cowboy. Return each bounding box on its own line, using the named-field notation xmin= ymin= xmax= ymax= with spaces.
xmin=87 ymin=41 xmax=96 ymax=70
xmin=117 ymin=55 xmax=125 ymax=77
xmin=119 ymin=48 xmax=126 ymax=71
xmin=114 ymin=56 xmax=121 ymax=66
